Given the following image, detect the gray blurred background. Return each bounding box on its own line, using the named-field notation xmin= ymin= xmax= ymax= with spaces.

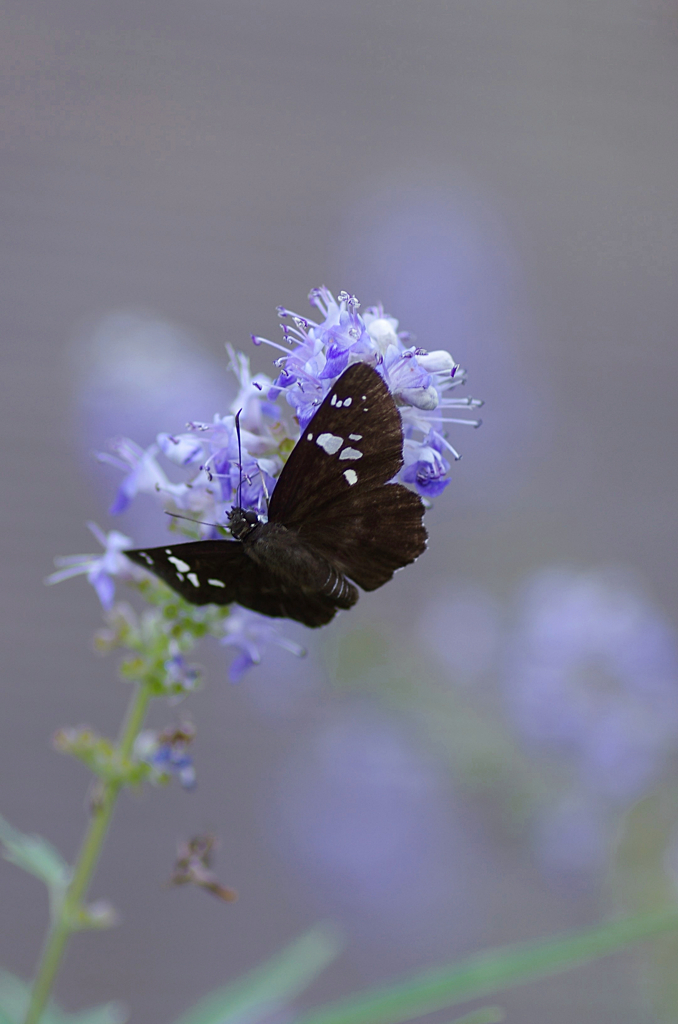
xmin=3 ymin=1 xmax=678 ymax=1021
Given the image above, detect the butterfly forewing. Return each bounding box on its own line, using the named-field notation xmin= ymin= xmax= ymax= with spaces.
xmin=125 ymin=541 xmax=248 ymax=606
xmin=268 ymin=362 xmax=404 ymax=530
xmin=269 ymin=361 xmax=427 ymax=589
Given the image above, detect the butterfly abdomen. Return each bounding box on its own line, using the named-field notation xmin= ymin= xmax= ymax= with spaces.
xmin=243 ymin=522 xmax=358 ymax=609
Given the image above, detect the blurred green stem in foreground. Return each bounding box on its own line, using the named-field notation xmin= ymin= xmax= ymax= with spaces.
xmin=22 ymin=681 xmax=152 ymax=1024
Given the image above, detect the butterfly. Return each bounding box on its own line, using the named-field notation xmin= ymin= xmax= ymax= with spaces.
xmin=125 ymin=362 xmax=427 ymax=628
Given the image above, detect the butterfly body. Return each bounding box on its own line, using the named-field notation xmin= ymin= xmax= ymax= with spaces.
xmin=126 ymin=363 xmax=427 ymax=628
xmin=239 ymin=517 xmax=359 ymax=609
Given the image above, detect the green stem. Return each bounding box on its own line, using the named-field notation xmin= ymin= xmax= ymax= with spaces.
xmin=23 ymin=682 xmax=153 ymax=1024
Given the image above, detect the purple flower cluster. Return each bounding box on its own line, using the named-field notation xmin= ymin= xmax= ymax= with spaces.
xmin=54 ymin=288 xmax=480 ymax=678
xmin=47 ymin=522 xmax=143 ymax=609
xmin=99 ymin=344 xmax=281 ymax=532
xmin=258 ymin=287 xmax=481 ymax=498
xmin=101 ymin=290 xmax=480 ymax=529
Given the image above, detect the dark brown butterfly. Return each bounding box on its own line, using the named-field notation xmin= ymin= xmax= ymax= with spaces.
xmin=125 ymin=362 xmax=427 ymax=627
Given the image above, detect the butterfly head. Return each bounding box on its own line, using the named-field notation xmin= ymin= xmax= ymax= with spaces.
xmin=227 ymin=506 xmax=260 ymax=541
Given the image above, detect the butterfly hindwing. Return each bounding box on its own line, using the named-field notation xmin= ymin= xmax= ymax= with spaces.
xmin=298 ymin=482 xmax=427 ymax=591
xmin=267 ymin=362 xmax=404 ymax=530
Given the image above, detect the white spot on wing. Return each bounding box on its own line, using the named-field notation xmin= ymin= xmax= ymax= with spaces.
xmin=187 ymin=572 xmax=200 ymax=588
xmin=139 ymin=552 xmax=154 ymax=565
xmin=349 ymin=433 xmax=362 ymax=441
xmin=208 ymin=578 xmax=226 ymax=588
xmin=316 ymin=432 xmax=343 ymax=455
xmin=339 ymin=447 xmax=362 ymax=461
xmin=330 ymin=393 xmax=337 ymax=406
xmin=343 ymin=396 xmax=352 ymax=407
xmin=344 ymin=469 xmax=358 ymax=485
xmin=168 ymin=555 xmax=190 ymax=573
xmin=307 ymin=432 xmax=313 ymax=441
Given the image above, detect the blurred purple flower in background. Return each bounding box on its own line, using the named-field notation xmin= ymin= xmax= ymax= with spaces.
xmin=163 ymin=648 xmax=201 ymax=693
xmin=415 ymin=568 xmax=678 ymax=882
xmin=504 ymin=567 xmax=678 ymax=875
xmin=533 ymin=792 xmax=613 ymax=876
xmin=271 ymin=708 xmax=489 ymax=957
xmin=135 ymin=724 xmax=197 ymax=790
xmin=70 ymin=312 xmax=232 ymax=538
xmin=71 ymin=312 xmax=231 ymax=451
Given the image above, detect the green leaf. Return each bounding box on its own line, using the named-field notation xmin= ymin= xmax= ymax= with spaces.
xmin=60 ymin=1003 xmax=128 ymax=1024
xmin=614 ymin=791 xmax=678 ymax=1023
xmin=0 ymin=971 xmax=25 ymax=1024
xmin=296 ymin=910 xmax=678 ymax=1024
xmin=0 ymin=816 xmax=71 ymax=894
xmin=0 ymin=970 xmax=126 ymax=1024
xmin=446 ymin=1009 xmax=504 ymax=1024
xmin=53 ymin=728 xmax=148 ymax=787
xmin=172 ymin=923 xmax=342 ymax=1024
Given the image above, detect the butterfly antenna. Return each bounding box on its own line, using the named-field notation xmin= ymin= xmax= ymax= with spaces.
xmin=235 ymin=409 xmax=243 ymax=510
xmin=164 ymin=511 xmax=220 ymax=529
xmin=259 ymin=467 xmax=271 ymax=511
